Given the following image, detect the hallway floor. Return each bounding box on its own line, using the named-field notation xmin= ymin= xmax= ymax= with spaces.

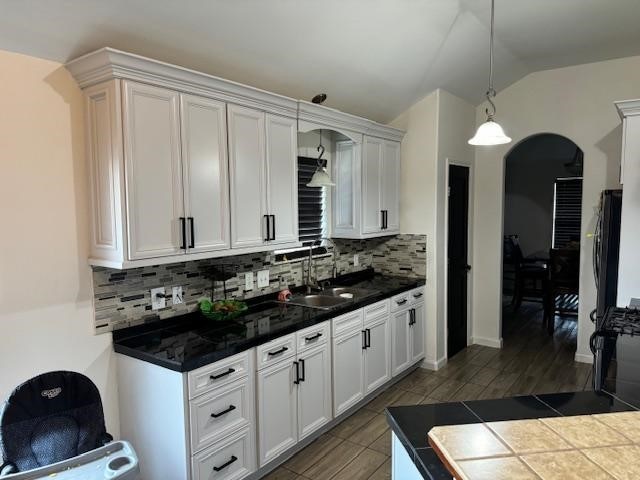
xmin=264 ymin=302 xmax=592 ymax=480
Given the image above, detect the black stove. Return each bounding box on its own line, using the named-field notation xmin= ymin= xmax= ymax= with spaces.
xmin=593 ymin=306 xmax=640 ymax=406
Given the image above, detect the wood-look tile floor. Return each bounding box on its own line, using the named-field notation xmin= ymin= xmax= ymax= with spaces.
xmin=263 ymin=302 xmax=591 ymax=480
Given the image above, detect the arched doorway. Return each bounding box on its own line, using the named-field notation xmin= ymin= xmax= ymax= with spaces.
xmin=502 ymin=133 xmax=583 ymax=345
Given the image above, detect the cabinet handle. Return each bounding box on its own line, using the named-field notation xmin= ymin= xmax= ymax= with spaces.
xmin=299 ymin=358 xmax=306 ymax=382
xmin=381 ymin=210 xmax=385 ymax=230
xmin=409 ymin=308 xmax=416 ymax=326
xmin=305 ymin=332 xmax=322 ymax=342
xmin=270 ymin=215 xmax=276 ymax=241
xmin=213 ymin=455 xmax=238 ymax=472
xmin=210 ymin=404 xmax=236 ymax=418
xmin=268 ymin=346 xmax=288 ymax=357
xmin=264 ymin=215 xmax=270 ymax=242
xmin=365 ymin=328 xmax=371 ymax=348
xmin=413 ymin=292 xmax=423 ymax=299
xmin=383 ymin=210 xmax=388 ymax=229
xmin=188 ymin=217 xmax=195 ymax=248
xmin=396 ymin=298 xmax=408 ymax=306
xmin=210 ymin=368 xmax=235 ymax=380
xmin=362 ymin=330 xmax=367 ymax=350
xmin=179 ymin=217 xmax=186 ymax=250
xmin=293 ymin=361 xmax=300 ymax=385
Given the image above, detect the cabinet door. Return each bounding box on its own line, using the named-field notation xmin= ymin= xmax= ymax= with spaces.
xmin=180 ymin=95 xmax=230 ymax=253
xmin=266 ymin=114 xmax=298 ymax=245
xmin=332 ymin=328 xmax=365 ymax=416
xmin=362 ymin=136 xmax=383 ymax=234
xmin=364 ymin=315 xmax=391 ymax=394
xmin=228 ymin=104 xmax=268 ymax=249
xmin=382 ymin=140 xmax=401 ymax=233
xmin=122 ymin=81 xmax=184 ymax=259
xmin=411 ymin=303 xmax=426 ymax=363
xmin=297 ymin=344 xmax=332 ymax=441
xmin=257 ymin=360 xmax=297 ymax=466
xmin=333 ymin=140 xmax=359 ymax=233
xmin=390 ymin=309 xmax=411 ymax=377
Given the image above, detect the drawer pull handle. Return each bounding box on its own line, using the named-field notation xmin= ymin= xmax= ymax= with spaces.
xmin=210 ymin=368 xmax=235 ymax=380
xmin=305 ymin=332 xmax=322 ymax=342
xmin=213 ymin=455 xmax=238 ymax=472
xmin=268 ymin=346 xmax=288 ymax=357
xmin=396 ymin=299 xmax=408 ymax=305
xmin=413 ymin=292 xmax=423 ymax=298
xmin=210 ymin=405 xmax=236 ymax=419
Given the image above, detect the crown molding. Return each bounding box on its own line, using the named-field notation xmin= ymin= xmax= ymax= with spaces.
xmin=615 ymin=99 xmax=640 ymax=119
xmin=297 ymin=101 xmax=405 ymax=142
xmin=66 ymin=48 xmax=298 ymax=118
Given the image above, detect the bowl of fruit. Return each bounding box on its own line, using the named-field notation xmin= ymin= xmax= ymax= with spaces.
xmin=198 ymin=298 xmax=248 ymax=321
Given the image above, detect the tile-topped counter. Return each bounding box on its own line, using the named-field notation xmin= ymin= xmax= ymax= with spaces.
xmin=386 ymin=391 xmax=640 ymax=479
xmin=428 ymin=411 xmax=640 ymax=479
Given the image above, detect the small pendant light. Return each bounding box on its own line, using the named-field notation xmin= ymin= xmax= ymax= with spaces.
xmin=306 ymin=129 xmax=335 ymax=187
xmin=469 ymin=0 xmax=512 ymax=146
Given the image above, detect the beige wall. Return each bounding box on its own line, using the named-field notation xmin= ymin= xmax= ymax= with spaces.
xmin=472 ymin=55 xmax=639 ymax=362
xmin=0 ymin=50 xmax=119 ymax=434
xmin=390 ymin=89 xmax=475 ymax=366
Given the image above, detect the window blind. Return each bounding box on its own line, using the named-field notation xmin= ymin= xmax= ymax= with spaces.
xmin=298 ymin=157 xmax=326 ymax=246
xmin=553 ymin=177 xmax=583 ymax=248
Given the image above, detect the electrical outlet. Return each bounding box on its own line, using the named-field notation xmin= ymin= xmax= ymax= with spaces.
xmin=151 ymin=287 xmax=165 ymax=310
xmin=257 ymin=270 xmax=270 ymax=288
xmin=172 ymin=286 xmax=183 ymax=304
xmin=245 ymin=272 xmax=254 ymax=291
xmin=353 ymin=254 xmax=360 ymax=267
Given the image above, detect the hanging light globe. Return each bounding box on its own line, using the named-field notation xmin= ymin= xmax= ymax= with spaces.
xmin=469 ymin=118 xmax=512 ymax=146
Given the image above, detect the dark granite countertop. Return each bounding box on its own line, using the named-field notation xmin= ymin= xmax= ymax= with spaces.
xmin=385 ymin=390 xmax=640 ymax=479
xmin=113 ymin=269 xmax=425 ymax=372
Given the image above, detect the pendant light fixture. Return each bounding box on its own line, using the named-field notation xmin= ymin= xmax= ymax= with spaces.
xmin=469 ymin=0 xmax=511 ymax=146
xmin=306 ymin=129 xmax=335 ymax=187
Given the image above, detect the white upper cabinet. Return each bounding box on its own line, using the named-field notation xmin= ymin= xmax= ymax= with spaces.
xmin=332 ymin=135 xmax=402 ymax=239
xmin=265 ymin=114 xmax=299 ymax=245
xmin=123 ymin=81 xmax=184 ymax=260
xmin=180 ymin=95 xmax=230 ymax=253
xmin=228 ymin=104 xmax=268 ymax=249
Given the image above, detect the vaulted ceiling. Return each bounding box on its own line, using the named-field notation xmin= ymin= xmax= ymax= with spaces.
xmin=2 ymin=0 xmax=640 ymax=122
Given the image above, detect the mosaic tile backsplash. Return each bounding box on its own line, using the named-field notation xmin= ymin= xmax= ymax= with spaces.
xmin=92 ymin=234 xmax=426 ymax=333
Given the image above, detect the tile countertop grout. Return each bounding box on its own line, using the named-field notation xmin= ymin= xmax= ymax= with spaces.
xmin=385 ymin=390 xmax=640 ymax=480
xmin=112 ymin=270 xmax=425 ymax=372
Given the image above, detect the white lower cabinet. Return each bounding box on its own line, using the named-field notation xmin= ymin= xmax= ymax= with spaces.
xmin=257 ymin=322 xmax=331 ymax=467
xmin=192 ymin=427 xmax=254 ymax=480
xmin=391 ymin=287 xmax=426 ymax=377
xmin=332 ymin=300 xmax=391 ymax=416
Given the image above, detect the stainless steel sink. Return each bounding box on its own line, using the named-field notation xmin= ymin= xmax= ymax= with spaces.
xmin=285 ymin=294 xmax=351 ymax=310
xmin=320 ymin=287 xmax=379 ymax=299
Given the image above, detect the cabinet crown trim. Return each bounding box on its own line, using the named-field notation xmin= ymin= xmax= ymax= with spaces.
xmin=298 ymin=100 xmax=405 ymax=142
xmin=66 ymin=47 xmax=298 ymax=117
xmin=615 ymin=99 xmax=640 ymax=118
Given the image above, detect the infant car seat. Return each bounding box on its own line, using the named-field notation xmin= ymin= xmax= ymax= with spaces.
xmin=0 ymin=371 xmax=113 ymax=476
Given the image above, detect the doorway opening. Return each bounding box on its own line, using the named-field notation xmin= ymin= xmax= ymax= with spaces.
xmin=502 ymin=134 xmax=583 ymax=344
xmin=447 ymin=164 xmax=470 ymax=358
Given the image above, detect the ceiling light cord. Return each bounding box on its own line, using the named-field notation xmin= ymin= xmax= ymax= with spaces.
xmin=485 ymin=0 xmax=497 ymax=120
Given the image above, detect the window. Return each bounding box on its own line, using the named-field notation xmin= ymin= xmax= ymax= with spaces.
xmin=552 ymin=177 xmax=583 ymax=248
xmin=297 ymin=156 xmax=327 ymax=246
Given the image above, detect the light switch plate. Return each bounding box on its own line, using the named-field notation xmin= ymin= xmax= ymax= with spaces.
xmin=151 ymin=287 xmax=165 ymax=310
xmin=257 ymin=270 xmax=270 ymax=288
xmin=245 ymin=272 xmax=254 ymax=291
xmin=172 ymin=286 xmax=183 ymax=304
xmin=353 ymin=254 xmax=360 ymax=267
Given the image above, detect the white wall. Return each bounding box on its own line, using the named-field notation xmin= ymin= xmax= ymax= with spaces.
xmin=390 ymin=89 xmax=475 ymax=367
xmin=472 ymin=55 xmax=638 ymax=363
xmin=0 ymin=50 xmax=119 ymax=435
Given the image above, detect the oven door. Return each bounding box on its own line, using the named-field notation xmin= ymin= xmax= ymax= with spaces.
xmin=600 ymin=331 xmax=640 ymax=406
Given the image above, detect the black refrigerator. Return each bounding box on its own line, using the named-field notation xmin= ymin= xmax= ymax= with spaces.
xmin=593 ymin=189 xmax=623 ymax=328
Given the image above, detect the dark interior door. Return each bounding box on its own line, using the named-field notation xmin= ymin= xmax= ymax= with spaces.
xmin=448 ymin=165 xmax=470 ymax=358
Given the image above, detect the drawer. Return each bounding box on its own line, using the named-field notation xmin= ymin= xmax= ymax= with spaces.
xmin=256 ymin=334 xmax=295 ymax=370
xmin=390 ymin=292 xmax=411 ymax=312
xmin=296 ymin=321 xmax=329 ymax=353
xmin=188 ymin=350 xmax=252 ymax=400
xmin=190 ymin=379 xmax=253 ymax=453
xmin=332 ymin=309 xmax=363 ymax=337
xmin=364 ymin=299 xmax=390 ymax=324
xmin=192 ymin=427 xmax=255 ymax=480
xmin=409 ymin=286 xmax=425 ymax=304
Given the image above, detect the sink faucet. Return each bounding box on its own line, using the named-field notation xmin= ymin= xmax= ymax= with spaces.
xmin=305 ymin=241 xmax=320 ymax=293
xmin=321 ymin=237 xmax=339 ymax=279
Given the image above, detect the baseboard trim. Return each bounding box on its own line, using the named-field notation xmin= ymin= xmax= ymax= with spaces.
xmin=471 ymin=336 xmax=503 ymax=349
xmin=421 ymin=356 xmax=447 ymax=371
xmin=574 ymin=352 xmax=593 ymax=364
